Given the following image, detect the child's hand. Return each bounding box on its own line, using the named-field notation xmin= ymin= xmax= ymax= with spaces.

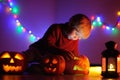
xmin=74 ymin=56 xmax=80 ymax=60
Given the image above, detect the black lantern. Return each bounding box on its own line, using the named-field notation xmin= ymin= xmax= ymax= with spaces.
xmin=101 ymin=41 xmax=120 ymax=78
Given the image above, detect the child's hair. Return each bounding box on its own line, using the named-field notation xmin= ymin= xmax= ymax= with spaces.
xmin=68 ymin=14 xmax=91 ymax=28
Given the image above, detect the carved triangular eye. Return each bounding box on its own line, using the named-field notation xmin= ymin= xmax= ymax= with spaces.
xmin=52 ymin=58 xmax=58 ymax=64
xmin=14 ymin=53 xmax=24 ymax=60
xmin=1 ymin=52 xmax=10 ymax=58
xmin=44 ymin=58 xmax=49 ymax=63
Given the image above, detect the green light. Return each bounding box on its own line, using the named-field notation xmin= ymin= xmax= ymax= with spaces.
xmin=92 ymin=21 xmax=102 ymax=27
xmin=98 ymin=22 xmax=102 ymax=27
xmin=92 ymin=21 xmax=97 ymax=27
xmin=29 ymin=34 xmax=36 ymax=43
xmin=16 ymin=25 xmax=23 ymax=34
xmin=111 ymin=28 xmax=119 ymax=36
xmin=11 ymin=6 xmax=19 ymax=14
xmin=0 ymin=0 xmax=3 ymax=2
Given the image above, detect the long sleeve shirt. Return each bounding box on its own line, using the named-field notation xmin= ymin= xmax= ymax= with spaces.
xmin=30 ymin=23 xmax=80 ymax=57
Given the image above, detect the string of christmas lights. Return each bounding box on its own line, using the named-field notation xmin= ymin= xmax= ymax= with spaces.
xmin=1 ymin=0 xmax=40 ymax=43
xmin=91 ymin=13 xmax=120 ymax=36
xmin=1 ymin=0 xmax=120 ymax=43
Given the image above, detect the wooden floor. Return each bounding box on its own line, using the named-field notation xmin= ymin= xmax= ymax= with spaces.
xmin=0 ymin=74 xmax=120 ymax=80
xmin=0 ymin=66 xmax=120 ymax=80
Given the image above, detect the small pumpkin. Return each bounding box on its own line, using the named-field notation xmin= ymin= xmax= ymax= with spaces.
xmin=42 ymin=55 xmax=65 ymax=75
xmin=0 ymin=51 xmax=26 ymax=74
xmin=64 ymin=55 xmax=90 ymax=75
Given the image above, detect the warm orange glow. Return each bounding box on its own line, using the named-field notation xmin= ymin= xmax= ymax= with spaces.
xmin=52 ymin=59 xmax=58 ymax=64
xmin=89 ymin=66 xmax=101 ymax=76
xmin=1 ymin=52 xmax=11 ymax=58
xmin=91 ymin=25 xmax=94 ymax=30
xmin=108 ymin=64 xmax=115 ymax=71
xmin=117 ymin=55 xmax=120 ymax=72
xmin=0 ymin=52 xmax=25 ymax=73
xmin=117 ymin=11 xmax=120 ymax=16
xmin=1 ymin=53 xmax=24 ymax=60
xmin=44 ymin=58 xmax=49 ymax=63
xmin=102 ymin=57 xmax=106 ymax=71
xmin=52 ymin=68 xmax=56 ymax=72
xmin=73 ymin=65 xmax=83 ymax=71
xmin=10 ymin=58 xmax=14 ymax=63
xmin=15 ymin=53 xmax=24 ymax=60
xmin=3 ymin=65 xmax=22 ymax=72
xmin=74 ymin=56 xmax=80 ymax=60
xmin=44 ymin=67 xmax=57 ymax=72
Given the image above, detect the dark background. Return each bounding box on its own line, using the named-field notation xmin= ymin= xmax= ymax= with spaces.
xmin=0 ymin=0 xmax=120 ymax=64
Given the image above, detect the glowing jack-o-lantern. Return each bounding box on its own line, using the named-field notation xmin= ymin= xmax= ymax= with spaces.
xmin=42 ymin=55 xmax=65 ymax=75
xmin=0 ymin=51 xmax=26 ymax=74
xmin=64 ymin=55 xmax=90 ymax=75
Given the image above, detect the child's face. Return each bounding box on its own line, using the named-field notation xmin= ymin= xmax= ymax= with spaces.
xmin=67 ymin=29 xmax=81 ymax=40
xmin=68 ymin=18 xmax=91 ymax=40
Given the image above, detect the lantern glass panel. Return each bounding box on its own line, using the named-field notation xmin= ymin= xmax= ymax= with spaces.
xmin=102 ymin=57 xmax=106 ymax=72
xmin=117 ymin=55 xmax=120 ymax=73
xmin=108 ymin=58 xmax=116 ymax=72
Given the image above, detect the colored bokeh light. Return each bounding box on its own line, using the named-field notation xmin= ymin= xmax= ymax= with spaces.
xmin=0 ymin=4 xmax=2 ymax=11
xmin=16 ymin=25 xmax=24 ymax=34
xmin=1 ymin=0 xmax=120 ymax=43
xmin=117 ymin=22 xmax=120 ymax=28
xmin=0 ymin=0 xmax=3 ymax=3
xmin=117 ymin=11 xmax=120 ymax=16
xmin=92 ymin=20 xmax=102 ymax=27
xmin=92 ymin=16 xmax=103 ymax=27
xmin=11 ymin=6 xmax=19 ymax=14
xmin=29 ymin=34 xmax=37 ymax=43
xmin=111 ymin=28 xmax=119 ymax=36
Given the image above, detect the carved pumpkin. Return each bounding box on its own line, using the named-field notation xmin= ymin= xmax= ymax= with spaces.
xmin=64 ymin=55 xmax=90 ymax=75
xmin=0 ymin=51 xmax=26 ymax=74
xmin=42 ymin=55 xmax=65 ymax=75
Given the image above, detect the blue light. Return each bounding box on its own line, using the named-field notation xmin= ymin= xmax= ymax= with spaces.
xmin=16 ymin=20 xmax=19 ymax=22
xmin=96 ymin=17 xmax=101 ymax=22
xmin=112 ymin=28 xmax=115 ymax=31
xmin=29 ymin=30 xmax=32 ymax=34
xmin=9 ymin=2 xmax=13 ymax=7
xmin=106 ymin=26 xmax=110 ymax=30
xmin=0 ymin=3 xmax=2 ymax=11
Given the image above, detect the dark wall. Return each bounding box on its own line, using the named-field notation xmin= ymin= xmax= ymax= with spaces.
xmin=55 ymin=0 xmax=120 ymax=64
xmin=0 ymin=0 xmax=120 ymax=64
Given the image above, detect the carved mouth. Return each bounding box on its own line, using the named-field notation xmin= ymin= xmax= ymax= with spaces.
xmin=3 ymin=65 xmax=22 ymax=72
xmin=44 ymin=67 xmax=56 ymax=72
